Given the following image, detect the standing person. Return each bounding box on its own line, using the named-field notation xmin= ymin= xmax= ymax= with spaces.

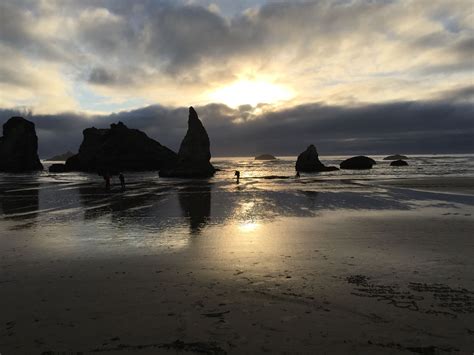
xmin=119 ymin=173 xmax=125 ymax=191
xmin=234 ymin=170 xmax=240 ymax=183
xmin=104 ymin=172 xmax=111 ymax=191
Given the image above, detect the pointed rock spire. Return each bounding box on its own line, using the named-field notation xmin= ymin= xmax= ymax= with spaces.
xmin=159 ymin=107 xmax=215 ymax=178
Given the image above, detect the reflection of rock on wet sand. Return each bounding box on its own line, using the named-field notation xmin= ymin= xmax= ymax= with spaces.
xmin=78 ymin=183 xmax=165 ymax=221
xmin=178 ymin=183 xmax=211 ymax=234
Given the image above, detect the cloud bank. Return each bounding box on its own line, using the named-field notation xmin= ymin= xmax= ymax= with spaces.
xmin=1 ymin=87 xmax=473 ymax=157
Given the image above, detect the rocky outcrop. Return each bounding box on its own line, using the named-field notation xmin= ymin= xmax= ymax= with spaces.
xmin=295 ymin=145 xmax=338 ymax=172
xmin=49 ymin=163 xmax=68 ymax=173
xmin=384 ymin=154 xmax=408 ymax=160
xmin=0 ymin=117 xmax=43 ymax=172
xmin=159 ymin=107 xmax=215 ymax=178
xmin=64 ymin=122 xmax=177 ymax=172
xmin=255 ymin=154 xmax=276 ymax=160
xmin=340 ymin=156 xmax=376 ymax=170
xmin=390 ymin=159 xmax=408 ymax=166
xmin=46 ymin=151 xmax=75 ymax=161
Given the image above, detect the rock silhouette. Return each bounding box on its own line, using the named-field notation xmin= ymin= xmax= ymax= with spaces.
xmin=390 ymin=159 xmax=408 ymax=166
xmin=64 ymin=122 xmax=177 ymax=172
xmin=0 ymin=117 xmax=43 ymax=172
xmin=340 ymin=156 xmax=376 ymax=169
xmin=49 ymin=163 xmax=68 ymax=173
xmin=159 ymin=107 xmax=215 ymax=178
xmin=295 ymin=145 xmax=338 ymax=172
xmin=255 ymin=154 xmax=276 ymax=160
xmin=384 ymin=154 xmax=408 ymax=160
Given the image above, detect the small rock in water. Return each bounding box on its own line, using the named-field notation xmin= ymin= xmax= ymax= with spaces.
xmin=340 ymin=156 xmax=376 ymax=170
xmin=255 ymin=154 xmax=277 ymax=160
xmin=390 ymin=159 xmax=408 ymax=166
xmin=383 ymin=154 xmax=408 ymax=160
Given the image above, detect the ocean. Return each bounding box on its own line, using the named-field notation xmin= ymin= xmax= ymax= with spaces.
xmin=1 ymin=154 xmax=473 ymax=236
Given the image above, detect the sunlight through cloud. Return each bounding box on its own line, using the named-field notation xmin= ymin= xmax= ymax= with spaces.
xmin=208 ymin=80 xmax=294 ymax=107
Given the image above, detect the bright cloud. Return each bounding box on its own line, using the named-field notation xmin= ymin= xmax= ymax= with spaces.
xmin=0 ymin=0 xmax=473 ymax=114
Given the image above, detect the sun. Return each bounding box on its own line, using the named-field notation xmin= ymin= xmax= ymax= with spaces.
xmin=208 ymin=80 xmax=294 ymax=107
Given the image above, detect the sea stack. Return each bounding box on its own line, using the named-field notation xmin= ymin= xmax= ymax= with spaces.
xmin=159 ymin=107 xmax=215 ymax=178
xmin=390 ymin=159 xmax=408 ymax=166
xmin=0 ymin=117 xmax=43 ymax=172
xmin=340 ymin=156 xmax=376 ymax=170
xmin=63 ymin=122 xmax=177 ymax=172
xmin=295 ymin=145 xmax=338 ymax=172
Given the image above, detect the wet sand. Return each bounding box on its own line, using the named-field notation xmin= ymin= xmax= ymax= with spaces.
xmin=372 ymin=176 xmax=474 ymax=195
xmin=1 ymin=174 xmax=473 ymax=354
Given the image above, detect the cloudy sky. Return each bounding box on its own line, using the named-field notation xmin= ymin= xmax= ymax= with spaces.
xmin=0 ymin=0 xmax=473 ymax=157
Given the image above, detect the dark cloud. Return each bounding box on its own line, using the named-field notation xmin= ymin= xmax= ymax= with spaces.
xmin=2 ymin=0 xmax=472 ymax=89
xmin=87 ymin=67 xmax=142 ymax=86
xmin=1 ymin=89 xmax=473 ymax=158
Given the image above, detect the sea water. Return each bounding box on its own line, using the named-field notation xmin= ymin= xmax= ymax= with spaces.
xmin=1 ymin=154 xmax=473 ymax=249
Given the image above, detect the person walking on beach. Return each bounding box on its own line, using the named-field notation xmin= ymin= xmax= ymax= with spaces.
xmin=234 ymin=170 xmax=240 ymax=183
xmin=119 ymin=173 xmax=125 ymax=191
xmin=104 ymin=172 xmax=111 ymax=191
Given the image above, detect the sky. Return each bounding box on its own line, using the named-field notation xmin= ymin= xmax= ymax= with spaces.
xmin=0 ymin=0 xmax=473 ymax=157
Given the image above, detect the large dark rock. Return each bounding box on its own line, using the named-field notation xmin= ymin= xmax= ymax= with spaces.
xmin=255 ymin=154 xmax=276 ymax=160
xmin=295 ymin=145 xmax=338 ymax=172
xmin=49 ymin=163 xmax=67 ymax=173
xmin=384 ymin=154 xmax=408 ymax=161
xmin=340 ymin=156 xmax=376 ymax=170
xmin=390 ymin=159 xmax=408 ymax=166
xmin=65 ymin=122 xmax=177 ymax=172
xmin=0 ymin=117 xmax=43 ymax=172
xmin=159 ymin=107 xmax=215 ymax=178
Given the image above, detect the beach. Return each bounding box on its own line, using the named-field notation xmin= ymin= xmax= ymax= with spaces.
xmin=1 ymin=156 xmax=473 ymax=354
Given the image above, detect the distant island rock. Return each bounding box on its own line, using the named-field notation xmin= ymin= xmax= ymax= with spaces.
xmin=255 ymin=154 xmax=276 ymax=160
xmin=383 ymin=154 xmax=408 ymax=160
xmin=340 ymin=156 xmax=376 ymax=170
xmin=159 ymin=107 xmax=215 ymax=178
xmin=295 ymin=145 xmax=339 ymax=172
xmin=0 ymin=116 xmax=43 ymax=172
xmin=46 ymin=151 xmax=75 ymax=161
xmin=390 ymin=159 xmax=409 ymax=166
xmin=60 ymin=121 xmax=177 ymax=173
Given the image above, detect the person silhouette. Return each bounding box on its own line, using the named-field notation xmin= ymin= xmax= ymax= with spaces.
xmin=104 ymin=172 xmax=111 ymax=191
xmin=119 ymin=173 xmax=125 ymax=191
xmin=234 ymin=170 xmax=240 ymax=183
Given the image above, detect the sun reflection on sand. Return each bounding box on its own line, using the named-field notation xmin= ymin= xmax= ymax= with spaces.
xmin=238 ymin=221 xmax=260 ymax=233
